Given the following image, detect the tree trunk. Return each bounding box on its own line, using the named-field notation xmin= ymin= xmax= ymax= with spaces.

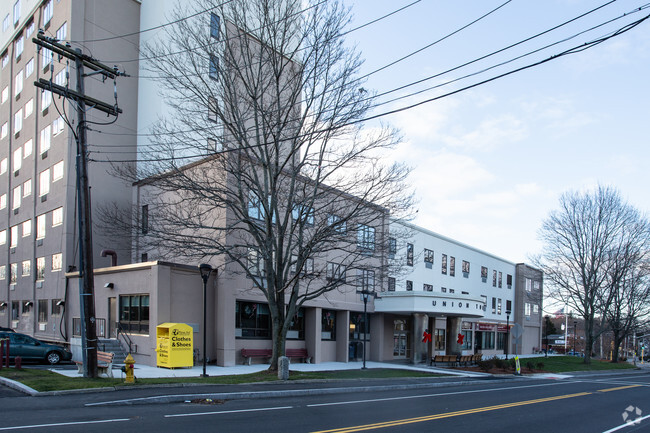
xmin=583 ymin=319 xmax=593 ymax=365
xmin=611 ymin=330 xmax=623 ymax=363
xmin=269 ymin=316 xmax=286 ymax=372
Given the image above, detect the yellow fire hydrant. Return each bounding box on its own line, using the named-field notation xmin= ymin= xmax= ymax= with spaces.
xmin=123 ymin=353 xmax=135 ymax=383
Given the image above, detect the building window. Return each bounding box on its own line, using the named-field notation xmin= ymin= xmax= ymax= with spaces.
xmin=52 ymin=253 xmax=62 ymax=272
xmin=247 ymin=190 xmax=270 ymax=221
xmin=498 ymin=271 xmax=503 ymax=288
xmin=10 ymin=225 xmax=18 ymax=247
xmin=39 ymin=169 xmax=50 ymax=196
xmin=36 ymin=257 xmax=45 ymax=280
xmin=493 ymin=270 xmax=497 ymax=287
xmin=287 ymin=308 xmax=304 ymax=340
xmin=1 ymin=86 xmax=7 ymax=103
xmin=1 ymin=122 xmax=7 ymax=139
xmin=441 ymin=254 xmax=447 ymax=275
xmin=141 ymin=205 xmax=149 ymax=234
xmin=497 ymin=332 xmax=506 ymax=351
xmin=441 ymin=287 xmax=447 ymax=293
xmin=435 ymin=329 xmax=445 ymax=351
xmin=50 ymin=161 xmax=63 ymax=181
xmin=11 ymin=301 xmax=19 ymax=320
xmin=327 ymin=214 xmax=346 ymax=234
xmin=24 ymin=98 xmax=33 ymax=118
xmin=38 ymin=299 xmax=48 ymax=323
xmin=478 ymin=331 xmax=495 ymax=350
xmin=210 ymin=13 xmax=220 ymax=39
xmin=388 ymin=277 xmax=395 ymax=291
xmin=119 ymin=294 xmax=149 ymax=334
xmin=350 ymin=311 xmax=369 ymax=341
xmin=0 ymin=158 xmax=6 ymax=174
xmin=424 ymin=249 xmax=433 ymax=268
xmin=0 ymin=265 xmax=5 ymax=280
xmin=13 ymin=147 xmax=22 ymax=172
xmin=506 ymin=274 xmax=512 ymax=289
xmin=525 ymin=278 xmax=532 ymax=292
xmin=506 ymin=300 xmax=512 ymax=312
xmin=13 ymin=1 xmax=20 ymax=25
xmin=25 ymin=57 xmax=33 ymax=77
xmin=533 ymin=280 xmax=541 ymax=291
xmin=0 ymin=194 xmax=5 ymax=210
xmin=2 ymin=15 xmax=9 ymax=33
xmin=26 ymin=20 xmax=34 ymax=37
xmin=497 ymin=298 xmax=502 ymax=315
xmin=22 ymin=300 xmax=30 ymax=315
xmin=235 ymin=301 xmax=271 ymax=338
xmin=23 ymin=138 xmax=32 ymax=156
xmin=405 ymin=280 xmax=412 ymax=291
xmin=40 ymin=125 xmax=51 ymax=153
xmin=0 ymin=229 xmax=5 ymax=245
xmin=292 ymin=204 xmax=314 ymax=226
xmin=21 ymin=259 xmax=30 ymax=276
xmin=461 ymin=329 xmax=473 ymax=350
xmin=326 ymin=262 xmax=346 ymax=283
xmin=15 ymin=35 xmax=24 ymax=59
xmin=357 ymin=224 xmax=375 ymax=252
xmin=208 ymin=96 xmax=218 ymax=122
xmin=406 ymin=243 xmax=413 ymax=266
xmin=36 ymin=214 xmax=46 ymax=239
xmin=209 ymin=55 xmax=218 ymax=80
xmin=15 ymin=69 xmax=23 ymax=96
xmin=51 ymin=299 xmax=62 ymax=316
xmin=423 ymin=283 xmax=433 ymax=292
xmin=462 ymin=260 xmax=470 ymax=275
xmin=481 ymin=266 xmax=488 ymax=281
xmin=22 ymin=219 xmax=31 ymax=237
xmin=357 ymin=269 xmax=374 ymax=291
xmin=43 ymin=0 xmax=53 ymax=26
xmin=56 ymin=21 xmax=67 ymax=41
xmin=52 ymin=116 xmax=65 ymax=135
xmin=52 ymin=207 xmax=63 ymax=226
xmin=10 ymin=263 xmax=18 ymax=284
xmin=525 ymin=302 xmax=531 ymax=316
xmin=321 ymin=309 xmax=336 ymax=340
xmin=388 ymin=237 xmax=396 ymax=258
xmin=1 ymin=52 xmax=8 ymax=69
xmin=450 ymin=256 xmax=455 ymax=277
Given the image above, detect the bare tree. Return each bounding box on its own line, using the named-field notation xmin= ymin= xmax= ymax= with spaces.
xmin=535 ymin=185 xmax=644 ymax=364
xmin=106 ymin=0 xmax=412 ymax=370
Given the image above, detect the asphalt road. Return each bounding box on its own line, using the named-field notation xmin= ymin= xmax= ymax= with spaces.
xmin=1 ymin=371 xmax=649 ymax=432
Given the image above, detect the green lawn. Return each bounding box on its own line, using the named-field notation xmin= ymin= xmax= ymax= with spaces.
xmin=520 ymin=356 xmax=636 ymax=373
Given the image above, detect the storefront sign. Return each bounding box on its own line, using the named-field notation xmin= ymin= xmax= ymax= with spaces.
xmin=476 ymin=323 xmax=496 ymax=331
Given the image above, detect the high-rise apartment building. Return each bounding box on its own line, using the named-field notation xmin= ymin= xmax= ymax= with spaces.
xmin=0 ymin=0 xmax=141 ymax=341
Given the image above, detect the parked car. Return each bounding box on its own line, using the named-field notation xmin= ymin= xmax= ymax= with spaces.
xmin=0 ymin=327 xmax=15 ymax=332
xmin=0 ymin=331 xmax=72 ymax=364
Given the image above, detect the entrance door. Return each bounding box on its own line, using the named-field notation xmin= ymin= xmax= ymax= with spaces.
xmin=108 ymin=297 xmax=117 ymax=338
xmin=393 ymin=319 xmax=410 ymax=359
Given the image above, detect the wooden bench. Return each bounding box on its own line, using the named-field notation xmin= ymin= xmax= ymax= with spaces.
xmin=75 ymin=351 xmax=115 ymax=378
xmin=241 ymin=348 xmax=272 ymax=365
xmin=458 ymin=355 xmax=473 ymax=366
xmin=431 ymin=354 xmax=459 ymax=366
xmin=286 ymin=348 xmax=311 ymax=363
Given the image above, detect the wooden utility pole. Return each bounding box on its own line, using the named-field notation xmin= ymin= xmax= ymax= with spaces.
xmin=33 ymin=31 xmax=124 ymax=378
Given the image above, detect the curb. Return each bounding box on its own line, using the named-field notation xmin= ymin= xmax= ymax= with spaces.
xmin=0 ymin=376 xmax=39 ymax=396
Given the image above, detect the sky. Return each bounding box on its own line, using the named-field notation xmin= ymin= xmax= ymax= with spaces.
xmin=344 ymin=0 xmax=650 ymax=264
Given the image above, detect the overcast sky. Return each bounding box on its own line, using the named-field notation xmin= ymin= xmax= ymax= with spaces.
xmin=346 ymin=0 xmax=650 ymax=263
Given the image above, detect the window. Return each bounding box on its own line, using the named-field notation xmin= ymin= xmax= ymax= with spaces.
xmin=287 ymin=308 xmax=304 ymax=339
xmin=22 ymin=219 xmax=31 ymax=237
xmin=52 ymin=116 xmax=65 ymax=136
xmin=462 ymin=260 xmax=470 ymax=275
xmin=43 ymin=0 xmax=53 ymax=26
xmin=0 ymin=158 xmax=6 ymax=174
xmin=321 ymin=309 xmax=336 ymax=340
xmin=441 ymin=254 xmax=447 ymax=274
xmin=13 ymin=1 xmax=21 ymax=25
xmin=0 ymin=230 xmax=5 ymax=244
xmin=54 ymin=69 xmax=66 ymax=87
xmin=326 ymin=262 xmax=346 ymax=283
xmin=491 ymin=298 xmax=496 ymax=314
xmin=493 ymin=270 xmax=497 ymax=287
xmin=292 ymin=204 xmax=314 ymax=226
xmin=0 ymin=265 xmax=4 ymax=280
xmin=423 ymin=283 xmax=433 ymax=292
xmin=235 ymin=301 xmax=271 ymax=338
xmin=481 ymin=266 xmax=488 ymax=280
xmin=247 ymin=190 xmax=269 ymax=221
xmin=23 ymin=138 xmax=32 ymax=157
xmin=12 ymin=186 xmax=21 ymax=210
xmin=526 ymin=278 xmax=532 ymax=292
xmin=533 ymin=304 xmax=539 ymax=314
xmin=1 ymin=122 xmax=7 ymax=139
xmin=13 ymin=147 xmax=22 ymax=172
xmin=406 ymin=243 xmax=413 ymax=266
xmin=533 ymin=280 xmax=541 ymax=291
xmin=424 ymin=249 xmax=433 ymax=267
xmin=0 ymin=194 xmax=5 ymax=209
xmin=41 ymin=46 xmax=52 ymax=70
xmin=10 ymin=263 xmax=18 ymax=283
xmin=11 ymin=301 xmax=19 ymax=320
xmin=26 ymin=20 xmax=34 ymax=37
xmin=15 ymin=35 xmax=24 ymax=59
xmin=41 ymin=88 xmax=52 ymax=110
xmin=350 ymin=311 xmax=369 ymax=340
xmin=52 ymin=160 xmax=64 ymax=181
xmin=22 ymin=300 xmax=30 ymax=315
xmin=208 ymin=96 xmax=218 ymax=122
xmin=388 ymin=237 xmax=396 ymax=257
xmin=327 ymin=214 xmax=346 ymax=234
xmin=209 ymin=55 xmax=218 ymax=80
xmin=357 ymin=269 xmax=374 ymax=291
xmin=56 ymin=21 xmax=67 ymax=41
xmin=38 ymin=299 xmax=48 ymax=323
xmin=498 ymin=298 xmax=502 ymax=315
xmin=21 ymin=259 xmax=30 ymax=276
xmin=1 ymin=52 xmax=8 ymax=68
xmin=23 ymin=182 xmax=32 ymax=200
xmin=51 ymin=253 xmax=62 ymax=271
xmin=387 ymin=277 xmax=395 ymax=291
xmin=247 ymin=247 xmax=264 ymax=277
xmin=119 ymin=294 xmax=150 ymax=334
xmin=36 ymin=257 xmax=45 ymax=280
xmin=39 ymin=169 xmax=50 ymax=196
xmin=24 ymin=98 xmax=33 ymax=117
xmin=210 ymin=13 xmax=220 ymax=39
xmin=461 ymin=329 xmax=473 ymax=350
xmin=478 ymin=330 xmax=495 ymax=350
xmin=441 ymin=287 xmax=447 ymax=293
xmin=506 ymin=274 xmax=512 ymax=288
xmin=52 ymin=207 xmax=63 ymax=226
xmin=2 ymin=15 xmax=9 ymax=33
xmin=525 ymin=303 xmax=531 ymax=316
xmin=498 ymin=271 xmax=503 ymax=288
xmin=1 ymin=86 xmax=7 ymax=103
xmin=405 ymin=280 xmax=412 ymax=291
xmin=25 ymin=57 xmax=33 ymax=77
xmin=435 ymin=329 xmax=445 ymax=351
xmin=506 ymin=300 xmax=512 ymax=312
xmin=140 ymin=204 xmax=149 ymax=234
xmin=36 ymin=214 xmax=46 ymax=239
xmin=497 ymin=332 xmax=506 ymax=351
xmin=51 ymin=299 xmax=62 ymax=316
xmin=450 ymin=256 xmax=455 ymax=277
xmin=357 ymin=224 xmax=375 ymax=251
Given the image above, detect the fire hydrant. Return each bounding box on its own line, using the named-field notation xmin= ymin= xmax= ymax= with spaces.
xmin=122 ymin=353 xmax=135 ymax=383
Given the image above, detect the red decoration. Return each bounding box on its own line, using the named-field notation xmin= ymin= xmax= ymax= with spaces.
xmin=457 ymin=333 xmax=464 ymax=345
xmin=422 ymin=330 xmax=432 ymax=343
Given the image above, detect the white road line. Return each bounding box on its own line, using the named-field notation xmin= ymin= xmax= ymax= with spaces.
xmin=0 ymin=418 xmax=130 ymax=431
xmin=165 ymin=405 xmax=293 ymax=418
xmin=307 ymin=381 xmax=581 ymax=407
xmin=574 ymin=379 xmax=650 ymax=387
xmin=602 ymin=414 xmax=650 ymax=433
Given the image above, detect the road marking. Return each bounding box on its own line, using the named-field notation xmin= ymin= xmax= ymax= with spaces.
xmin=307 ymin=381 xmax=581 ymax=407
xmin=0 ymin=418 xmax=130 ymax=431
xmin=597 ymin=385 xmax=641 ymax=393
xmin=602 ymin=413 xmax=650 ymax=432
xmin=165 ymin=405 xmax=293 ymax=418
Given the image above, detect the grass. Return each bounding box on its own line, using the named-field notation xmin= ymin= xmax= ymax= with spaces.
xmin=0 ymin=367 xmax=441 ymax=392
xmin=525 ymin=356 xmax=637 ymax=373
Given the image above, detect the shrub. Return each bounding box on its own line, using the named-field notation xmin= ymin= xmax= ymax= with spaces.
xmin=508 ymin=358 xmax=516 ymax=369
xmin=526 ymin=361 xmax=535 ymax=371
xmin=536 ymin=362 xmax=545 ymax=370
xmin=493 ymin=357 xmax=508 ymax=370
xmin=477 ymin=358 xmax=494 ymax=372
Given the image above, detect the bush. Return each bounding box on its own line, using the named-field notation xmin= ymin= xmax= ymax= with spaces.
xmin=493 ymin=357 xmax=508 ymax=370
xmin=477 ymin=358 xmax=494 ymax=372
xmin=508 ymin=358 xmax=516 ymax=369
xmin=536 ymin=362 xmax=545 ymax=370
xmin=526 ymin=361 xmax=535 ymax=371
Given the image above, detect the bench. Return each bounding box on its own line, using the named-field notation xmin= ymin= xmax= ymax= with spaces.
xmin=241 ymin=348 xmax=272 ymax=365
xmin=431 ymin=354 xmax=458 ymax=367
xmin=74 ymin=351 xmax=115 ymax=378
xmin=286 ymin=348 xmax=311 ymax=363
xmin=458 ymin=355 xmax=473 ymax=366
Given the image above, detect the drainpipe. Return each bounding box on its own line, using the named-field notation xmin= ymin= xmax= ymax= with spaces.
xmin=100 ymin=249 xmax=118 ymax=267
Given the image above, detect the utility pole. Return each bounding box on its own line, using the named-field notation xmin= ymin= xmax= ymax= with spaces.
xmin=32 ymin=31 xmax=124 ymax=378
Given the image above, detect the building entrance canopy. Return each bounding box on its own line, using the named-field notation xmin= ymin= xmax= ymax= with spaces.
xmin=374 ymin=292 xmax=486 ymax=318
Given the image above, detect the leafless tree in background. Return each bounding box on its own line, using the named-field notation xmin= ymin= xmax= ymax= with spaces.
xmin=105 ymin=0 xmax=412 ymax=371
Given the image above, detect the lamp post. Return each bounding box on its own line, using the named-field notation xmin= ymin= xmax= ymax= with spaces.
xmin=505 ymin=310 xmax=511 ymax=360
xmin=573 ymin=320 xmax=578 ymax=355
xmin=357 ymin=288 xmax=375 ymax=370
xmin=198 ymin=264 xmax=213 ymax=377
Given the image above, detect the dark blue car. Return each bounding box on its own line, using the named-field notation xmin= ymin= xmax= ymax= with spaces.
xmin=0 ymin=331 xmax=72 ymax=364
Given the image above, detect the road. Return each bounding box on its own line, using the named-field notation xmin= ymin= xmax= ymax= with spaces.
xmin=1 ymin=371 xmax=649 ymax=432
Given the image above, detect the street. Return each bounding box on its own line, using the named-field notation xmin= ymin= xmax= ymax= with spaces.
xmin=1 ymin=371 xmax=649 ymax=432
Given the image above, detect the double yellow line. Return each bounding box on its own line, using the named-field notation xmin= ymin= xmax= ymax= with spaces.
xmin=312 ymin=385 xmax=640 ymax=433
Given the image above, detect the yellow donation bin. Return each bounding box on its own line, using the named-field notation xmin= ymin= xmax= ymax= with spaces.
xmin=156 ymin=323 xmax=194 ymax=368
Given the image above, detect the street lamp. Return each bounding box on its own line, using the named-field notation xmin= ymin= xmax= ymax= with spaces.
xmin=357 ymin=288 xmax=375 ymax=369
xmin=505 ymin=310 xmax=511 ymax=360
xmin=573 ymin=320 xmax=578 ymax=355
xmin=198 ymin=263 xmax=213 ymax=377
